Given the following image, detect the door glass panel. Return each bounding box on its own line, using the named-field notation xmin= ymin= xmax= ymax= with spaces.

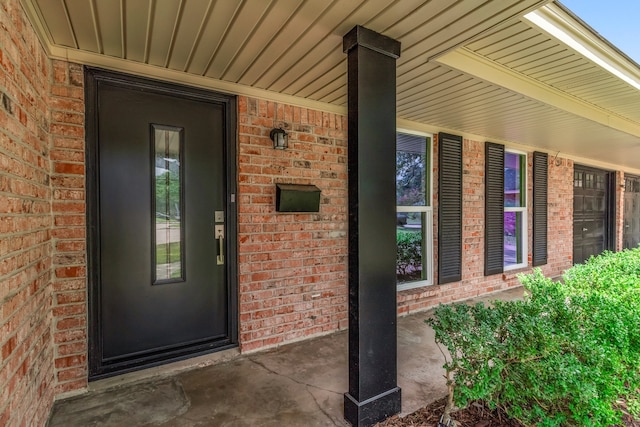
xmin=153 ymin=125 xmax=184 ymax=283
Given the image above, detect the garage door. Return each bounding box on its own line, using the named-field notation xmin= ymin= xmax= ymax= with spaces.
xmin=573 ymin=166 xmax=613 ymax=265
xmin=624 ymin=175 xmax=640 ymax=249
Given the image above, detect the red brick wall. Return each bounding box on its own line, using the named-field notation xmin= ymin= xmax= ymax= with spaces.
xmin=0 ymin=1 xmax=55 ymax=425
xmin=398 ymin=136 xmax=574 ymax=313
xmin=235 ymin=121 xmax=575 ymax=341
xmin=0 ymin=2 xmax=623 ymax=417
xmin=545 ymin=157 xmax=574 ymax=271
xmin=237 ymin=96 xmax=348 ymax=352
xmin=616 ymin=171 xmax=624 ymax=252
xmin=49 ymin=61 xmax=87 ymax=394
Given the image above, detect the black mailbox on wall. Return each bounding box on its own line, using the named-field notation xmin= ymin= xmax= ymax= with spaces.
xmin=275 ymin=184 xmax=321 ymax=212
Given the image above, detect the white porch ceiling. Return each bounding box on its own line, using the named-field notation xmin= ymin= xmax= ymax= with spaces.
xmin=20 ymin=0 xmax=640 ymax=172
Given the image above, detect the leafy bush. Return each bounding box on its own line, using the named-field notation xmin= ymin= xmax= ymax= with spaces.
xmin=397 ymin=229 xmax=422 ymax=278
xmin=427 ymin=249 xmax=640 ymax=426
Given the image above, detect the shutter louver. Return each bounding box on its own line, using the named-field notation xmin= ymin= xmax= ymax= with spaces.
xmin=438 ymin=133 xmax=462 ymax=284
xmin=532 ymin=152 xmax=548 ymax=266
xmin=485 ymin=142 xmax=504 ymax=276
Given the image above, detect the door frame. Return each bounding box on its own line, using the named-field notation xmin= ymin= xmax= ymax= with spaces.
xmin=572 ymin=164 xmax=616 ymax=264
xmin=85 ymin=67 xmax=238 ymax=379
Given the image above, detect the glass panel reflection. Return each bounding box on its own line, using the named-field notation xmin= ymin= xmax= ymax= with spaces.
xmin=396 ymin=134 xmax=428 ymax=206
xmin=154 ymin=125 xmax=183 ymax=283
xmin=504 ymin=152 xmax=524 ymax=207
xmin=396 ymin=212 xmax=426 ymax=283
xmin=504 ymin=211 xmax=523 ymax=268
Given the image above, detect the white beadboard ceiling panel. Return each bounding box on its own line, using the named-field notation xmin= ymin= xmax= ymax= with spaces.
xmin=20 ymin=0 xmax=640 ymax=171
xmin=467 ymin=15 xmax=640 ymax=125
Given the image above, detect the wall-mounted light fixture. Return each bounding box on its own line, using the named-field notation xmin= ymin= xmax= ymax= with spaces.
xmin=270 ymin=127 xmax=288 ymax=150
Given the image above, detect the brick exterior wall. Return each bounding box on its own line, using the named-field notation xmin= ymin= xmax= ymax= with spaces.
xmin=49 ymin=61 xmax=87 ymax=394
xmin=546 ymin=157 xmax=574 ymax=271
xmin=237 ymin=97 xmax=349 ymax=352
xmin=616 ymin=171 xmax=625 ymax=252
xmin=0 ymin=4 xmax=631 ymax=423
xmin=397 ymin=136 xmax=574 ymax=314
xmin=0 ymin=1 xmax=55 ymax=425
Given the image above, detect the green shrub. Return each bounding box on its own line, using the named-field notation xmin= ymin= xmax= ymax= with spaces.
xmin=396 ymin=229 xmax=422 ymax=279
xmin=427 ymin=249 xmax=640 ymax=426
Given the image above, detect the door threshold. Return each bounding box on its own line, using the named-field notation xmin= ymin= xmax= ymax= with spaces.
xmin=88 ymin=347 xmax=240 ymax=393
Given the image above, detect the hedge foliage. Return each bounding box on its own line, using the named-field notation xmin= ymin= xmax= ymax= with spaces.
xmin=396 ymin=229 xmax=422 ymax=278
xmin=427 ymin=249 xmax=640 ymax=426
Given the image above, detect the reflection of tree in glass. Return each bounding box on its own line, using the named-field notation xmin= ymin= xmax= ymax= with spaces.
xmin=396 ymin=151 xmax=426 ymax=205
xmin=396 ymin=229 xmax=422 ymax=281
xmin=156 ymin=170 xmax=180 ymax=219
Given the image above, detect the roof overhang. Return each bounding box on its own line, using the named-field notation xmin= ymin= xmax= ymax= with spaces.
xmin=19 ymin=0 xmax=640 ymax=173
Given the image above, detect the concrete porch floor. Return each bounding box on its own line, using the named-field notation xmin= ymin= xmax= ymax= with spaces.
xmin=47 ymin=287 xmax=524 ymax=427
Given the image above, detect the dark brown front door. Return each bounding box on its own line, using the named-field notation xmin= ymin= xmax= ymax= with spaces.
xmin=624 ymin=174 xmax=640 ymax=249
xmin=87 ymin=69 xmax=237 ymax=378
xmin=573 ymin=165 xmax=613 ymax=265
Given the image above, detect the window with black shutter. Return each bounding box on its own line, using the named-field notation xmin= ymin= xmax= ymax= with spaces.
xmin=438 ymin=133 xmax=462 ymax=284
xmin=532 ymin=152 xmax=548 ymax=266
xmin=485 ymin=142 xmax=504 ymax=275
xmin=485 ymin=144 xmax=529 ymax=273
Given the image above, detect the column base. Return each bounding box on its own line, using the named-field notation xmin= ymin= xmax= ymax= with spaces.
xmin=344 ymin=387 xmax=401 ymax=427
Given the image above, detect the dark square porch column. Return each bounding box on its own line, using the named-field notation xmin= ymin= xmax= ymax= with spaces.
xmin=342 ymin=26 xmax=401 ymax=427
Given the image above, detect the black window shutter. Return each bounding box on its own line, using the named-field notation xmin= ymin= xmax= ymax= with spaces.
xmin=532 ymin=151 xmax=548 ymax=266
xmin=438 ymin=133 xmax=462 ymax=284
xmin=485 ymin=142 xmax=504 ymax=276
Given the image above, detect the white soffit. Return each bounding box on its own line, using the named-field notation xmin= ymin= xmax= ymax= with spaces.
xmin=525 ymin=5 xmax=640 ymax=92
xmin=21 ymin=0 xmax=548 ymax=110
xmin=433 ymin=2 xmax=640 ymax=171
xmin=20 ymin=0 xmax=640 ymax=171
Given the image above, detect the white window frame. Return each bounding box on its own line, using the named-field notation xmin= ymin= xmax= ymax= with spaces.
xmin=396 ymin=130 xmax=433 ymax=291
xmin=504 ymin=149 xmax=528 ymax=271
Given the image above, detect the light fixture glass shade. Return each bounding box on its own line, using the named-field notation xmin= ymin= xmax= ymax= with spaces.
xmin=270 ymin=128 xmax=288 ymax=149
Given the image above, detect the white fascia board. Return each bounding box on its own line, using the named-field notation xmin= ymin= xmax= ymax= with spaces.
xmin=524 ymin=4 xmax=640 ymax=91
xmin=436 ymin=47 xmax=640 ymax=139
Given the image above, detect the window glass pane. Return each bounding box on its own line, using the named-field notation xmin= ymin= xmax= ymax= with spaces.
xmin=504 ymin=152 xmax=524 ymax=207
xmin=154 ymin=125 xmax=183 ymax=283
xmin=504 ymin=211 xmax=523 ymax=268
xmin=586 ymin=173 xmax=593 ymax=188
xmin=396 ymin=133 xmax=429 ymax=206
xmin=397 ymin=212 xmax=426 ymax=283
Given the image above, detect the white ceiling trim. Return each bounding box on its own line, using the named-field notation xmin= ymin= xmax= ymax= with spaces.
xmin=436 ymin=47 xmax=640 ymax=139
xmin=524 ymin=4 xmax=640 ymax=90
xmin=51 ymin=44 xmax=347 ymax=116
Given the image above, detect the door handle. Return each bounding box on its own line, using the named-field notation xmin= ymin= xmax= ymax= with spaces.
xmin=582 ymin=227 xmax=588 ymax=232
xmin=215 ymin=225 xmax=225 ymax=265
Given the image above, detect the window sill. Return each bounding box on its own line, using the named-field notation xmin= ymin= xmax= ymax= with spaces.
xmin=397 ymin=280 xmax=433 ymax=292
xmin=502 ymin=266 xmax=532 ymax=280
xmin=504 ymin=264 xmax=528 ymax=273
